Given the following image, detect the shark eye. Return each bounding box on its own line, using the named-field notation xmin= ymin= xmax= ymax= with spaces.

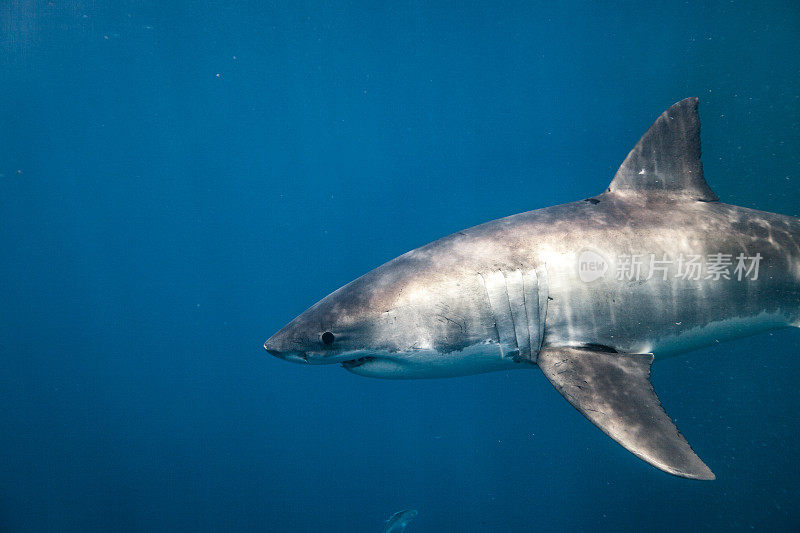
xmin=321 ymin=331 xmax=335 ymax=346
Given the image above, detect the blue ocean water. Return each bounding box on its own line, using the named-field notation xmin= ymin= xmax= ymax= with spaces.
xmin=1 ymin=1 xmax=799 ymax=531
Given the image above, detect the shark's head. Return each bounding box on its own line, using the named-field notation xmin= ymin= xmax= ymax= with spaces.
xmin=264 ymin=251 xmax=512 ymax=379
xmin=263 ymin=274 xmax=395 ymax=373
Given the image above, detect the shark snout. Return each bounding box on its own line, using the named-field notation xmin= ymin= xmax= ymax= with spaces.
xmin=263 ymin=337 xmax=309 ymax=364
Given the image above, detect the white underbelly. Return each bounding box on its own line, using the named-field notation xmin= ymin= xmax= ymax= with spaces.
xmin=649 ymin=310 xmax=791 ymax=358
xmin=342 ymin=342 xmax=527 ymax=379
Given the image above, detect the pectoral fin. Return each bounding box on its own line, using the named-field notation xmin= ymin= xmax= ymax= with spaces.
xmin=537 ymin=346 xmax=715 ymax=480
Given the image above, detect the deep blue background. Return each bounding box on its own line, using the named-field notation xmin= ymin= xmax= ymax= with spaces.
xmin=1 ymin=1 xmax=799 ymax=531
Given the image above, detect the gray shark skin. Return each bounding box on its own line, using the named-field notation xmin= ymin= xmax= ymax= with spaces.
xmin=265 ymin=98 xmax=800 ymax=480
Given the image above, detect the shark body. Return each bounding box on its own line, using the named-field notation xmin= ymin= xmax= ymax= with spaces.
xmin=265 ymin=98 xmax=800 ymax=480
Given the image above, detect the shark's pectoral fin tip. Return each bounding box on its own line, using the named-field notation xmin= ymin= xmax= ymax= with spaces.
xmin=700 ymin=469 xmax=716 ymax=481
xmin=666 ymin=460 xmax=715 ymax=481
xmin=677 ymin=465 xmax=715 ymax=481
xmin=538 ymin=346 xmax=714 ymax=481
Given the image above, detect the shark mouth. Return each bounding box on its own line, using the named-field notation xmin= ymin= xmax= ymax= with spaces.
xmin=340 ymin=356 xmax=376 ymax=369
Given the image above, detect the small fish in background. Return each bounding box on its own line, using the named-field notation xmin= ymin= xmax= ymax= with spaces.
xmin=383 ymin=509 xmax=418 ymax=532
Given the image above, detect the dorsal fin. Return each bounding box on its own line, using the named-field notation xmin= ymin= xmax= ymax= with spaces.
xmin=607 ymin=97 xmax=718 ymax=201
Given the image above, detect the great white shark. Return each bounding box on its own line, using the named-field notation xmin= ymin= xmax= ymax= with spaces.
xmin=265 ymin=98 xmax=800 ymax=480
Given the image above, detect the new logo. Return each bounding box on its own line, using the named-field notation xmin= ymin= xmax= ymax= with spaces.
xmin=578 ymin=250 xmax=609 ymax=283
